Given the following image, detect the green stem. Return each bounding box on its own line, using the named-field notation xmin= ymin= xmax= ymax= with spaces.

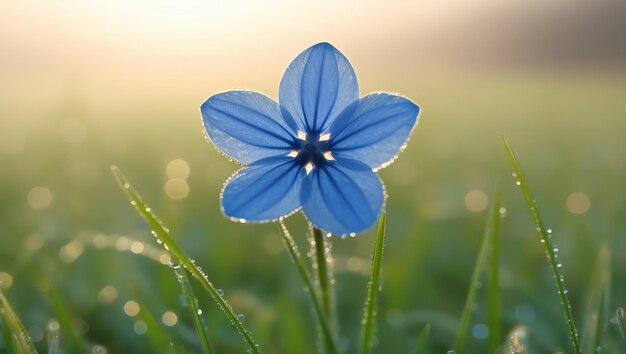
xmin=279 ymin=222 xmax=338 ymax=354
xmin=312 ymin=227 xmax=335 ymax=332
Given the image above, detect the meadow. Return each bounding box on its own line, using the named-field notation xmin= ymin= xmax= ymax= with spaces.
xmin=1 ymin=2 xmax=626 ymax=353
xmin=2 ymin=69 xmax=625 ymax=353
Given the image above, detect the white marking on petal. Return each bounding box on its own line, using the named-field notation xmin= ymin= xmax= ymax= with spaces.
xmin=318 ymin=133 xmax=331 ymax=141
xmin=287 ymin=150 xmax=299 ymax=157
xmin=304 ymin=162 xmax=314 ymax=175
xmin=297 ymin=130 xmax=307 ymax=140
xmin=323 ymin=151 xmax=335 ymax=160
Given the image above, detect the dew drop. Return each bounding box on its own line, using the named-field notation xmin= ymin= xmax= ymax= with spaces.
xmin=217 ymin=289 xmax=224 ymax=297
xmin=237 ymin=314 xmax=246 ymax=323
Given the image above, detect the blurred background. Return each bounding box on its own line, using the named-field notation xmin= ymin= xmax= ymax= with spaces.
xmin=1 ymin=0 xmax=625 ymax=353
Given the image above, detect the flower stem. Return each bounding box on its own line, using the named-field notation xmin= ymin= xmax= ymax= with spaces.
xmin=312 ymin=227 xmax=336 ymax=333
xmin=279 ymin=222 xmax=339 ymax=354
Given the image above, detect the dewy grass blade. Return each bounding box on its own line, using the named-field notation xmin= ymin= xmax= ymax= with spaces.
xmin=501 ymin=136 xmax=581 ymax=354
xmin=486 ymin=186 xmax=502 ymax=354
xmin=279 ymin=221 xmax=338 ymax=354
xmin=173 ymin=260 xmax=214 ymax=354
xmin=111 ymin=166 xmax=261 ymax=354
xmin=359 ymin=213 xmax=386 ymax=354
xmin=412 ymin=323 xmax=431 ymax=354
xmin=454 ymin=187 xmax=501 ymax=353
xmin=0 ymin=288 xmax=38 ymax=354
xmin=84 ymin=233 xmax=212 ymax=353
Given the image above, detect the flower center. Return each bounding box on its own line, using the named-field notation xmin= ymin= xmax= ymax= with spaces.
xmin=289 ymin=131 xmax=334 ymax=174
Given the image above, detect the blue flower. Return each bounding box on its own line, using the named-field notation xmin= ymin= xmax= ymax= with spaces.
xmin=201 ymin=43 xmax=420 ymax=235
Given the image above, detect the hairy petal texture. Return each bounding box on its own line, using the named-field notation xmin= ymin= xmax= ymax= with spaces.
xmin=201 ymin=91 xmax=296 ymax=164
xmin=329 ymin=93 xmax=420 ymax=170
xmin=279 ymin=42 xmax=359 ymax=134
xmin=222 ymin=157 xmax=305 ymax=221
xmin=301 ymin=159 xmax=384 ymax=235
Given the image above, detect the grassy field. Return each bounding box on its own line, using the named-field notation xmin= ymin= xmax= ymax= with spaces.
xmin=1 ymin=68 xmax=625 ymax=353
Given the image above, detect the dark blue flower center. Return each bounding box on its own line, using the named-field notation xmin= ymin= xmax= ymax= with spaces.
xmin=290 ymin=132 xmax=333 ymax=172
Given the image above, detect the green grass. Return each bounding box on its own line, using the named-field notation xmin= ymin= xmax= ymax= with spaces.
xmin=359 ymin=213 xmax=386 ymax=354
xmin=454 ymin=187 xmax=501 ymax=353
xmin=0 ymin=288 xmax=37 ymax=354
xmin=111 ymin=166 xmax=261 ymax=354
xmin=1 ymin=72 xmax=625 ymax=353
xmin=502 ymin=136 xmax=581 ymax=354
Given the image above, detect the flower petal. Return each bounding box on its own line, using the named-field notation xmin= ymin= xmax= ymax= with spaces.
xmin=222 ymin=157 xmax=305 ymax=222
xmin=301 ymin=159 xmax=384 ymax=235
xmin=201 ymin=90 xmax=296 ymax=164
xmin=328 ymin=93 xmax=419 ymax=170
xmin=279 ymin=42 xmax=359 ymax=134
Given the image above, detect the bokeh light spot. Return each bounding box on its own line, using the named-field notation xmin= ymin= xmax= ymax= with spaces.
xmin=161 ymin=311 xmax=178 ymax=326
xmin=166 ymin=159 xmax=190 ymax=179
xmin=464 ymin=190 xmax=488 ymax=212
xmin=0 ymin=272 xmax=14 ymax=289
xmin=133 ymin=320 xmax=147 ymax=335
xmin=27 ymin=186 xmax=53 ymax=210
xmin=158 ymin=252 xmax=172 ymax=265
xmin=472 ymin=323 xmax=489 ymax=339
xmin=98 ymin=285 xmax=118 ymax=304
xmin=130 ymin=241 xmax=144 ymax=254
xmin=59 ymin=240 xmax=84 ymax=263
xmin=48 ymin=319 xmax=60 ymax=332
xmin=566 ymin=192 xmax=590 ymax=214
xmin=165 ymin=178 xmax=189 ymax=200
xmin=124 ymin=300 xmax=140 ymax=316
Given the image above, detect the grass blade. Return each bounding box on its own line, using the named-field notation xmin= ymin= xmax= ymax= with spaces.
xmin=279 ymin=222 xmax=338 ymax=354
xmin=413 ymin=323 xmax=431 ymax=354
xmin=487 ymin=186 xmax=502 ymax=354
xmin=173 ymin=261 xmax=214 ymax=354
xmin=0 ymin=288 xmax=38 ymax=354
xmin=581 ymin=244 xmax=611 ymax=354
xmin=43 ymin=284 xmax=85 ymax=353
xmin=501 ymin=136 xmax=581 ymax=354
xmin=111 ymin=166 xmax=261 ymax=354
xmin=454 ymin=187 xmax=501 ymax=352
xmin=359 ymin=213 xmax=386 ymax=354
